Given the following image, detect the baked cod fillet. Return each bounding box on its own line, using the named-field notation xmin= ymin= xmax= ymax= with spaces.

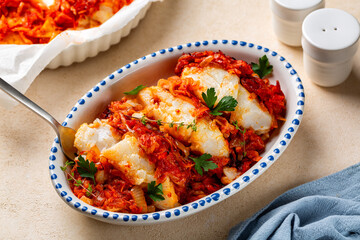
xmin=136 ymin=86 xmax=230 ymax=157
xmin=181 ymin=66 xmax=273 ymax=134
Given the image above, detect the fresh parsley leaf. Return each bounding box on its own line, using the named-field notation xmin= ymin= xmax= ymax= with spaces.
xmin=147 ymin=181 xmax=165 ymax=202
xmin=169 ymin=121 xmax=174 ymax=128
xmin=232 ymin=121 xmax=246 ymax=134
xmin=189 ymin=153 xmax=218 ymax=176
xmin=124 ymin=85 xmax=146 ymax=95
xmin=202 ymin=88 xmax=238 ymax=116
xmin=251 ymin=55 xmax=273 ymax=79
xmin=77 ymin=155 xmax=97 ymax=183
xmin=211 ymin=96 xmax=238 ymax=116
xmin=156 ymin=120 xmax=162 ymax=126
xmin=202 ymin=88 xmax=217 ymax=109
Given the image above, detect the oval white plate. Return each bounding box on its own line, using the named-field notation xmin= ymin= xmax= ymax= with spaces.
xmin=48 ymin=40 xmax=304 ymax=225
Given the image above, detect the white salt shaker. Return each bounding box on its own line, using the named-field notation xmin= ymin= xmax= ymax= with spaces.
xmin=302 ymin=8 xmax=360 ymax=87
xmin=270 ymin=0 xmax=325 ymax=47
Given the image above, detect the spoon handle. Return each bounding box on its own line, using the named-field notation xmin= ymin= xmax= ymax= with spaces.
xmin=0 ymin=77 xmax=61 ymax=132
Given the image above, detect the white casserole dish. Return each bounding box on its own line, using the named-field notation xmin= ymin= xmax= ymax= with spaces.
xmin=48 ymin=40 xmax=304 ymax=225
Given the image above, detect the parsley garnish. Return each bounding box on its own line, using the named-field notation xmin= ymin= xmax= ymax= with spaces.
xmin=156 ymin=119 xmax=162 ymax=126
xmin=77 ymin=155 xmax=97 ymax=183
xmin=202 ymin=88 xmax=238 ymax=116
xmin=147 ymin=181 xmax=165 ymax=202
xmin=251 ymin=55 xmax=273 ymax=79
xmin=124 ymin=85 xmax=146 ymax=95
xmin=169 ymin=121 xmax=174 ymax=128
xmin=189 ymin=153 xmax=218 ymax=176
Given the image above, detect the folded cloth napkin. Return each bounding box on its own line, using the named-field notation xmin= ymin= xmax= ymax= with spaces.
xmin=228 ymin=163 xmax=360 ymax=240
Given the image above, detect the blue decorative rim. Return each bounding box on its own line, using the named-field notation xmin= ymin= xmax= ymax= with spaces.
xmin=49 ymin=40 xmax=304 ymax=224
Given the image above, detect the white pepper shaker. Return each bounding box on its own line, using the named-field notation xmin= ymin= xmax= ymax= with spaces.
xmin=302 ymin=8 xmax=360 ymax=87
xmin=270 ymin=0 xmax=325 ymax=47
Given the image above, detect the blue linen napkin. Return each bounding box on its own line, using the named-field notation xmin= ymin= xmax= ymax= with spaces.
xmin=228 ymin=163 xmax=360 ymax=240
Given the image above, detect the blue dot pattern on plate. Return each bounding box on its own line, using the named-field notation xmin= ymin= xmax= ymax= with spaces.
xmin=223 ymin=188 xmax=231 ymax=195
xmin=103 ymin=212 xmax=109 ymax=218
xmin=142 ymin=215 xmax=148 ymax=220
xmin=203 ymin=40 xmax=208 ymax=45
xmin=109 ymin=74 xmax=114 ymax=79
xmin=123 ymin=215 xmax=129 ymax=222
xmin=49 ymin=165 xmax=55 ymax=170
xmin=232 ymin=182 xmax=240 ymax=189
xmin=212 ymin=40 xmax=218 ymax=44
xmin=152 ymin=213 xmax=160 ymax=220
xmin=55 ymin=183 xmax=62 ymax=189
xmin=174 ymin=209 xmax=180 ymax=216
xmin=117 ymin=69 xmax=123 ymax=74
xmin=51 ymin=147 xmax=57 ymax=153
xmin=86 ymin=92 xmax=92 ymax=98
xmin=211 ymin=193 xmax=220 ymax=201
xmin=260 ymin=162 xmax=267 ymax=168
xmin=165 ymin=212 xmax=171 ymax=218
xmin=82 ymin=206 xmax=87 ymax=212
xmin=51 ymin=174 xmax=57 ymax=180
xmin=91 ymin=209 xmax=97 ymax=215
xmin=292 ymin=119 xmax=300 ymax=125
xmin=78 ymin=99 xmax=85 ymax=105
xmin=113 ymin=214 xmax=119 ymax=219
xmin=66 ymin=197 xmax=72 ymax=202
xmin=132 ymin=215 xmax=137 ymax=221
xmin=243 ymin=176 xmax=250 ymax=182
xmin=252 ymin=169 xmax=259 ymax=175
xmin=232 ymin=40 xmax=238 ymax=45
xmin=274 ymin=148 xmax=280 ymax=153
xmin=206 ymin=197 xmax=212 ymax=203
xmin=74 ymin=202 xmax=80 ymax=208
xmin=60 ymin=191 xmax=66 ymax=196
xmin=182 ymin=206 xmax=189 ymax=212
xmin=268 ymin=155 xmax=274 ymax=161
xmin=49 ymin=155 xmax=56 ymax=161
xmin=199 ymin=200 xmax=206 ymax=206
xmin=240 ymin=41 xmax=246 ymax=46
xmin=195 ymin=42 xmax=201 ymax=46
xmin=191 ymin=203 xmax=198 ymax=209
xmin=222 ymin=40 xmax=228 ymax=44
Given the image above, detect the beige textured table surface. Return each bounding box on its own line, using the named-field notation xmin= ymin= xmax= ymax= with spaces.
xmin=1 ymin=0 xmax=359 ymax=239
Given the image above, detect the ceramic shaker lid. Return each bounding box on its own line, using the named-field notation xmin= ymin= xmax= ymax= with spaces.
xmin=302 ymin=8 xmax=360 ymax=62
xmin=271 ymin=0 xmax=325 ymax=21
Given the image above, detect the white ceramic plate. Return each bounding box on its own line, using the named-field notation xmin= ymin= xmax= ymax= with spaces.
xmin=46 ymin=1 xmax=152 ymax=69
xmin=48 ymin=40 xmax=304 ymax=225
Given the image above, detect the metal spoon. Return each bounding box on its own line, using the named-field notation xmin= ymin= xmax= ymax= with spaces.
xmin=0 ymin=77 xmax=77 ymax=160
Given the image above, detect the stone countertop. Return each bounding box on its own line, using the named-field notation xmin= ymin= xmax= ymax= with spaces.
xmin=0 ymin=0 xmax=359 ymax=239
